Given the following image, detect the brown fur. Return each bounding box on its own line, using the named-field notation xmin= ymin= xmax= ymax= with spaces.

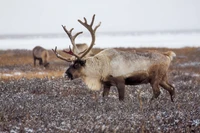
xmin=101 ymin=53 xmax=175 ymax=102
xmin=61 ymin=14 xmax=176 ymax=102
xmin=66 ymin=48 xmax=176 ymax=102
xmin=32 ymin=46 xmax=49 ymax=67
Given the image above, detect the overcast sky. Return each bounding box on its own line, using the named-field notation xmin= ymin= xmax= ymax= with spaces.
xmin=0 ymin=0 xmax=200 ymax=34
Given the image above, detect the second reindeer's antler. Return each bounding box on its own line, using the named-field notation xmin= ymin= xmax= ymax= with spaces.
xmin=63 ymin=45 xmax=80 ymax=59
xmin=52 ymin=46 xmax=72 ymax=62
xmin=78 ymin=14 xmax=101 ymax=59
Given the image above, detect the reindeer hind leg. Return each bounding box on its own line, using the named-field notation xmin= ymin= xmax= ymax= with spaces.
xmin=160 ymin=81 xmax=175 ymax=102
xmin=150 ymin=80 xmax=161 ymax=101
xmin=160 ymin=74 xmax=175 ymax=102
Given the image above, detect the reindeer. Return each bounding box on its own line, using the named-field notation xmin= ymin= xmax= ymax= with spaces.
xmin=61 ymin=25 xmax=94 ymax=60
xmin=52 ymin=14 xmax=176 ymax=102
xmin=32 ymin=46 xmax=49 ymax=67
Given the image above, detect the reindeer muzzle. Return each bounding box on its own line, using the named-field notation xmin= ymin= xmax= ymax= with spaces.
xmin=65 ymin=69 xmax=73 ymax=80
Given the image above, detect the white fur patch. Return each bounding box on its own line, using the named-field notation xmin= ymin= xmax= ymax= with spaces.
xmin=110 ymin=55 xmax=151 ymax=77
xmin=84 ymin=77 xmax=102 ymax=91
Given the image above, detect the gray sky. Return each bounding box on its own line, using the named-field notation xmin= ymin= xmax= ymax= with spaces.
xmin=0 ymin=0 xmax=200 ymax=34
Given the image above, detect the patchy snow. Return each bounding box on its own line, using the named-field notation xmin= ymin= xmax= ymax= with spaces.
xmin=24 ymin=128 xmax=34 ymax=133
xmin=184 ymin=72 xmax=200 ymax=77
xmin=192 ymin=119 xmax=200 ymax=126
xmin=1 ymin=72 xmax=22 ymax=77
xmin=177 ymin=62 xmax=200 ymax=67
xmin=10 ymin=130 xmax=18 ymax=133
xmin=0 ymin=71 xmax=200 ymax=132
xmin=38 ymin=72 xmax=46 ymax=75
xmin=0 ymin=71 xmax=48 ymax=77
xmin=2 ymin=73 xmax=13 ymax=77
xmin=14 ymin=72 xmax=22 ymax=75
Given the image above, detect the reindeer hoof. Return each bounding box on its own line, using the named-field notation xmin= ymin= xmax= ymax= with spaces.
xmin=171 ymin=95 xmax=175 ymax=102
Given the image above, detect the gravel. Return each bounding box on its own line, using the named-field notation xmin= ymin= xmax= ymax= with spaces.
xmin=0 ymin=69 xmax=200 ymax=132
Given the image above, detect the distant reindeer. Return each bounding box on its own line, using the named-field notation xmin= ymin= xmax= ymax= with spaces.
xmin=32 ymin=46 xmax=49 ymax=67
xmin=53 ymin=14 xmax=176 ymax=102
xmin=61 ymin=25 xmax=94 ymax=60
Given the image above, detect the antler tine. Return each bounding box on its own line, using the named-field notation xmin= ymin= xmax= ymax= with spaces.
xmin=63 ymin=46 xmax=80 ymax=59
xmin=62 ymin=25 xmax=83 ymax=45
xmin=52 ymin=46 xmax=72 ymax=62
xmin=77 ymin=14 xmax=101 ymax=59
xmin=69 ymin=28 xmax=73 ymax=33
xmin=94 ymin=22 xmax=101 ymax=33
xmin=84 ymin=17 xmax=87 ymax=24
xmin=61 ymin=25 xmax=83 ymax=54
xmin=90 ymin=15 xmax=95 ymax=26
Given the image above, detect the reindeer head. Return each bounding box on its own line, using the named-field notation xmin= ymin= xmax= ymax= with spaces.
xmin=66 ymin=59 xmax=86 ymax=79
xmin=52 ymin=14 xmax=101 ymax=80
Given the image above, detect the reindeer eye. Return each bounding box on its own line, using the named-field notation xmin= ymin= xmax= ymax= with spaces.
xmin=73 ymin=63 xmax=79 ymax=69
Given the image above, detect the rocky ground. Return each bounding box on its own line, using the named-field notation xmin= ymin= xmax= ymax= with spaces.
xmin=0 ymin=48 xmax=200 ymax=132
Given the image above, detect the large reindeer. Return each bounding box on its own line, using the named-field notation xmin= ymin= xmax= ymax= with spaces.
xmin=33 ymin=46 xmax=49 ymax=67
xmin=61 ymin=25 xmax=94 ymax=60
xmin=52 ymin=14 xmax=176 ymax=102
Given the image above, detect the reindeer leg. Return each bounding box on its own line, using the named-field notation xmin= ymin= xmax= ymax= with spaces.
xmin=159 ymin=74 xmax=175 ymax=102
xmin=33 ymin=57 xmax=36 ymax=67
xmin=159 ymin=82 xmax=175 ymax=102
xmin=167 ymin=81 xmax=175 ymax=95
xmin=117 ymin=83 xmax=125 ymax=101
xmin=105 ymin=76 xmax=125 ymax=101
xmin=39 ymin=58 xmax=43 ymax=65
xmin=150 ymin=81 xmax=161 ymax=101
xmin=115 ymin=78 xmax=125 ymax=101
xmin=103 ymin=84 xmax=111 ymax=97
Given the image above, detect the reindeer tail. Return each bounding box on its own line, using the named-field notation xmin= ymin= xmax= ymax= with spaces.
xmin=163 ymin=51 xmax=176 ymax=61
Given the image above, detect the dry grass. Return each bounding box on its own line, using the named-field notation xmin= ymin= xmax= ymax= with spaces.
xmin=0 ymin=70 xmax=64 ymax=81
xmin=0 ymin=47 xmax=200 ymax=81
xmin=0 ymin=48 xmax=103 ymax=81
xmin=0 ymin=50 xmax=32 ymax=66
xmin=0 ymin=49 xmax=65 ymax=81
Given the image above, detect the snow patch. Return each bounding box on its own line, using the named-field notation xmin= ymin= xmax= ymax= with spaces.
xmin=178 ymin=62 xmax=200 ymax=67
xmin=2 ymin=73 xmax=13 ymax=77
xmin=38 ymin=72 xmax=46 ymax=75
xmin=184 ymin=72 xmax=200 ymax=77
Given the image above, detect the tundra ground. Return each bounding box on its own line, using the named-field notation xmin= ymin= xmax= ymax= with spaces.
xmin=0 ymin=47 xmax=200 ymax=132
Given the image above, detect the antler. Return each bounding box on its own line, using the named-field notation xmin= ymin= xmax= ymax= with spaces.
xmin=78 ymin=14 xmax=101 ymax=59
xmin=52 ymin=14 xmax=101 ymax=62
xmin=52 ymin=46 xmax=72 ymax=62
xmin=62 ymin=25 xmax=83 ymax=54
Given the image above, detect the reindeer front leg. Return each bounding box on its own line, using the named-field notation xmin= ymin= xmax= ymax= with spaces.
xmin=116 ymin=81 xmax=125 ymax=101
xmin=39 ymin=58 xmax=43 ymax=65
xmin=103 ymin=76 xmax=125 ymax=100
xmin=33 ymin=57 xmax=36 ymax=67
xmin=113 ymin=76 xmax=125 ymax=101
xmin=103 ymin=84 xmax=111 ymax=97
